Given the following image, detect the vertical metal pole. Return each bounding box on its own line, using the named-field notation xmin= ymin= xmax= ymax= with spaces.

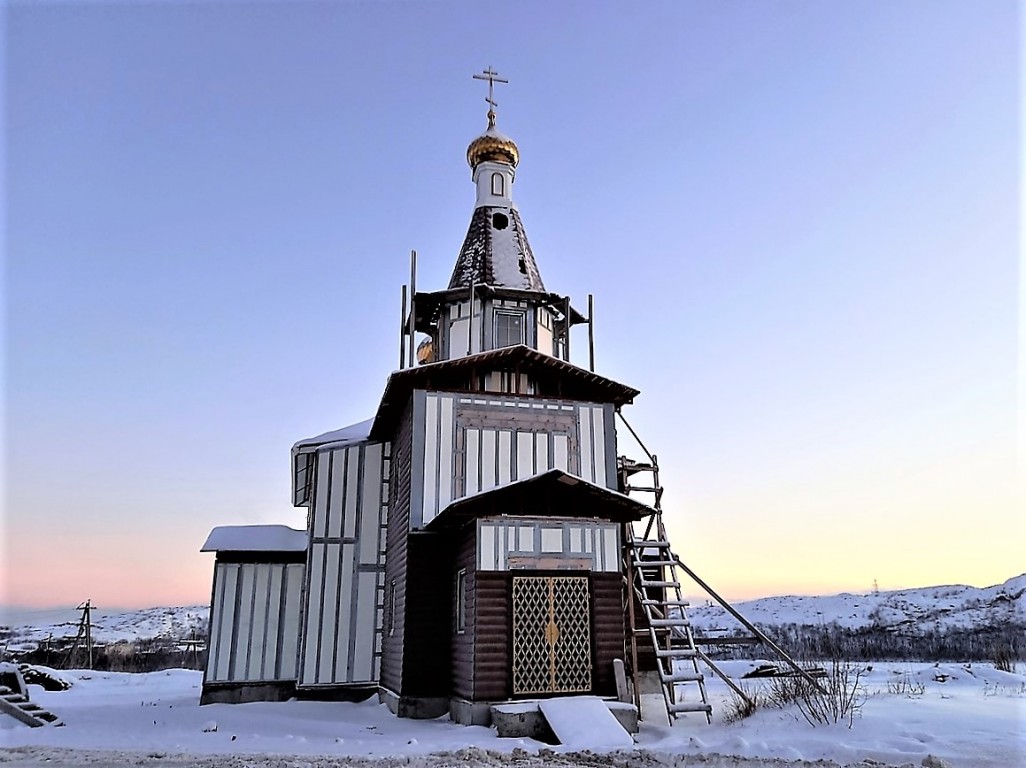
xmin=399 ymin=284 xmax=408 ymax=370
xmin=564 ymin=296 xmax=572 ymax=362
xmin=588 ymin=293 xmax=595 ymax=372
xmin=408 ymin=250 xmax=417 ymax=368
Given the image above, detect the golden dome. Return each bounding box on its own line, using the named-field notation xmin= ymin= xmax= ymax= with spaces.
xmin=467 ymin=109 xmax=519 ymax=169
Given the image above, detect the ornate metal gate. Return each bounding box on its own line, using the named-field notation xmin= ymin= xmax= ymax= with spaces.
xmin=511 ymin=575 xmax=592 ymax=695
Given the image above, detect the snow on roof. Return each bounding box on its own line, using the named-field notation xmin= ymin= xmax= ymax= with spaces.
xmin=292 ymin=418 xmax=374 ymax=453
xmin=200 ymin=525 xmax=307 ymax=553
xmin=447 ymin=206 xmax=545 ymax=291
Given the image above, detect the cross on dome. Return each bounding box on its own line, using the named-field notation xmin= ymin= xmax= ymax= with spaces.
xmin=472 ymin=67 xmax=508 ymax=128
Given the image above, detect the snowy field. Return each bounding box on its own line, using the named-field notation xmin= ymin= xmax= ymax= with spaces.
xmin=2 ymin=662 xmax=1023 ymax=768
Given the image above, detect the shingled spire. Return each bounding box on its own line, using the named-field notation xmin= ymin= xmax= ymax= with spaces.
xmin=447 ymin=70 xmax=546 ymax=293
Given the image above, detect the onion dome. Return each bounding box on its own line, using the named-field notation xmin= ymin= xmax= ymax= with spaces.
xmin=467 ymin=109 xmax=519 ymax=169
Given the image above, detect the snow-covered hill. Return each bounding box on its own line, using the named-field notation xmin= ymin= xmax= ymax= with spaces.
xmin=2 ymin=606 xmax=208 ymax=652
xmin=4 ymin=574 xmax=1023 ymax=653
xmin=688 ymin=573 xmax=1026 ymax=633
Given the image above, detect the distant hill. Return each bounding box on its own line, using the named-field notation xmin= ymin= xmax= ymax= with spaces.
xmin=3 ymin=575 xmax=1023 ymax=654
xmin=688 ymin=573 xmax=1026 ymax=634
xmin=2 ymin=606 xmax=208 ymax=653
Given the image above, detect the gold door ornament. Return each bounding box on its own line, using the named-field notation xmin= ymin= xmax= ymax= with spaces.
xmin=511 ymin=575 xmax=592 ymax=695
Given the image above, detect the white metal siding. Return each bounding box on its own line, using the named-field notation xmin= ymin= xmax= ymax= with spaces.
xmin=205 ymin=561 xmax=304 ymax=683
xmin=299 ymin=441 xmax=388 ymax=686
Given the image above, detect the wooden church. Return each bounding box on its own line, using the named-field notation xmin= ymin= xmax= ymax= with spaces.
xmin=200 ymin=71 xmax=803 ymax=727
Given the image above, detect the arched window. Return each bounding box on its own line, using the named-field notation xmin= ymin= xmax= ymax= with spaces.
xmin=491 ymin=172 xmax=504 ymax=196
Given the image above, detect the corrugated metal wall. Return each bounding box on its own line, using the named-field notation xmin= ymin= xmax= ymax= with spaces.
xmin=298 ymin=439 xmax=389 ymax=687
xmin=206 ymin=562 xmax=304 ymax=683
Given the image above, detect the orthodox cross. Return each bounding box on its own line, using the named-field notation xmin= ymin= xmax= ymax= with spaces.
xmin=473 ymin=67 xmax=508 ymax=111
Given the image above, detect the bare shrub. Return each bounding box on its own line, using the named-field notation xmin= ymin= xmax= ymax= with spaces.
xmin=722 ymin=683 xmax=762 ymax=724
xmin=993 ymin=644 xmax=1015 ymax=673
xmin=769 ymin=660 xmax=867 ymax=728
xmin=887 ymin=670 xmax=925 ymax=697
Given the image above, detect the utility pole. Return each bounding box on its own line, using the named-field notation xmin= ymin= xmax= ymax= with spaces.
xmin=76 ymin=600 xmax=94 ymax=669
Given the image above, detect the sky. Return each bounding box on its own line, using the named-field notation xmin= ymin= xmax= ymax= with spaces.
xmin=3 ymin=1 xmax=1021 ymax=611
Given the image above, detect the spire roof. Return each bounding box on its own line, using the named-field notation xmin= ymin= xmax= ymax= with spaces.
xmin=447 ymin=206 xmax=545 ymax=291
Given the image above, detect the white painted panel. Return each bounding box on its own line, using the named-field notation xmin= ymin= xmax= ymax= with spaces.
xmin=301 ymin=543 xmax=324 ymax=684
xmin=592 ymin=407 xmax=607 ymax=487
xmin=541 ymin=527 xmax=563 ymax=553
xmin=344 ymin=448 xmax=359 ymax=539
xmin=603 ymin=528 xmax=619 ymax=572
xmin=465 ymin=428 xmax=480 ymax=496
xmin=234 ymin=564 xmax=255 ymax=680
xmin=480 ymin=523 xmax=495 ymax=570
xmin=327 ymin=450 xmax=345 ymax=538
xmin=211 ymin=564 xmax=236 ymax=681
xmin=517 ymin=431 xmax=533 ymax=479
xmin=554 ymin=434 xmax=570 ymax=472
xmin=334 ymin=544 xmax=355 ymax=681
xmin=263 ymin=566 xmax=284 ymax=680
xmin=481 ymin=429 xmax=497 ymax=491
xmin=570 ymin=526 xmax=583 ymax=553
xmin=423 ymin=395 xmax=439 ymax=521
xmin=519 ymin=524 xmax=535 ymax=552
xmin=360 ymin=444 xmax=383 ymax=565
xmin=536 ymin=433 xmax=549 ymax=472
xmin=247 ymin=565 xmax=271 ymax=680
xmin=537 ymin=321 xmax=553 ymax=356
xmin=280 ymin=564 xmax=304 ymax=680
xmin=449 ymin=317 xmax=469 ymax=359
xmin=353 ymin=571 xmax=378 ymax=681
xmin=437 ymin=396 xmax=454 ymax=509
xmin=313 ymin=455 xmax=330 ymax=539
xmin=318 ymin=543 xmax=341 ymax=683
xmin=579 ymin=406 xmax=594 ymax=484
xmin=498 ymin=431 xmax=512 ymax=485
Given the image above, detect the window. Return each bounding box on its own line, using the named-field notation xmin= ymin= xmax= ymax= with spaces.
xmin=455 ymin=569 xmax=467 ymax=633
xmin=491 ymin=172 xmax=504 ymax=196
xmin=387 ymin=579 xmax=397 ymax=637
xmin=494 ymin=310 xmax=525 ymax=348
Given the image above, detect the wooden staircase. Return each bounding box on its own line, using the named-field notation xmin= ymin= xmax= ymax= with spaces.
xmin=0 ymin=685 xmax=63 ymax=727
xmin=616 ymin=412 xmax=822 ymax=725
xmin=626 ymin=526 xmax=712 ymax=722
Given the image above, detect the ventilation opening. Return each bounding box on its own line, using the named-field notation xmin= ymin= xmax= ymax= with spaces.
xmin=492 ymin=212 xmax=509 ymax=230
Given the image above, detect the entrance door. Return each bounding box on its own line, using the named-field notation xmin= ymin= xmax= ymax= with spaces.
xmin=511 ymin=575 xmax=592 ymax=695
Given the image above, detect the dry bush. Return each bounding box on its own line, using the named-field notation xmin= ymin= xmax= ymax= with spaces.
xmin=768 ymin=660 xmax=867 ymax=728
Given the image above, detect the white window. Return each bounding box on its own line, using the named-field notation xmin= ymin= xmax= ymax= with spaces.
xmin=494 ymin=310 xmax=525 ymax=348
xmin=491 ymin=172 xmax=504 ymax=196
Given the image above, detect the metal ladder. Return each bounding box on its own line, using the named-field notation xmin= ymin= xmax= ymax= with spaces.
xmin=621 ymin=456 xmax=712 ymax=722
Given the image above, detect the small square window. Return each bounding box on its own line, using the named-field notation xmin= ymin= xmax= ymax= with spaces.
xmin=494 ymin=310 xmax=525 ymax=348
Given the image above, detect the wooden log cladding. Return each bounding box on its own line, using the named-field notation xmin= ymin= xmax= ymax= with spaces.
xmin=591 ymin=572 xmax=626 ymax=697
xmin=451 ymin=527 xmax=477 ymax=700
xmin=401 ymin=532 xmax=453 ymax=696
xmin=472 ymin=572 xmax=510 ymax=701
xmin=380 ymin=402 xmax=415 ymax=695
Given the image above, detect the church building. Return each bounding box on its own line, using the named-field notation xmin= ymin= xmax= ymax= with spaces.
xmin=199 ymin=71 xmax=734 ymax=727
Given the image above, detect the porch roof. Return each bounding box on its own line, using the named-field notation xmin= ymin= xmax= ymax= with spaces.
xmin=423 ymin=469 xmax=654 ymax=531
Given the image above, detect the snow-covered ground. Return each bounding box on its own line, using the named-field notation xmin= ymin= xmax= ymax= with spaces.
xmin=2 ymin=607 xmax=208 ymax=652
xmin=2 ymin=661 xmax=1023 ymax=768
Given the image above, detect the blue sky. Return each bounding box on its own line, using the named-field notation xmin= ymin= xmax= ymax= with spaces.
xmin=4 ymin=1 xmax=1020 ymax=608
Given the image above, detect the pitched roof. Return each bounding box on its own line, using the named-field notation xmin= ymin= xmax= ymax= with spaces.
xmin=200 ymin=525 xmax=308 ymax=553
xmin=369 ymin=344 xmax=640 ymax=439
xmin=447 ymin=206 xmax=546 ymax=292
xmin=423 ymin=469 xmax=654 ymax=531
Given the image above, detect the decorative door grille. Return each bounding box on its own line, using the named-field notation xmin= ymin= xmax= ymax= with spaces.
xmin=511 ymin=575 xmax=592 ymax=695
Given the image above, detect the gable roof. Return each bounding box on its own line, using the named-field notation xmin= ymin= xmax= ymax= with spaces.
xmin=369 ymin=344 xmax=640 ymax=440
xmin=423 ymin=469 xmax=653 ymax=531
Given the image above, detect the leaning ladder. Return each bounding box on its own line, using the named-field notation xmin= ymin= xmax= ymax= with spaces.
xmin=621 ymin=456 xmax=711 ymax=722
xmin=617 ymin=413 xmax=826 ymax=725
